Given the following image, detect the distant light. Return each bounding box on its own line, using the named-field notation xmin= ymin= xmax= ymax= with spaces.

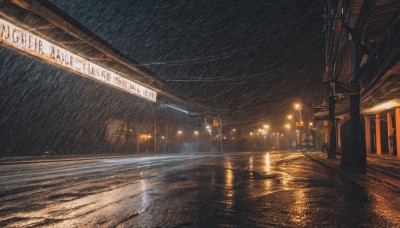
xmin=194 ymin=130 xmax=199 ymax=136
xmin=177 ymin=130 xmax=183 ymax=135
xmin=285 ymin=124 xmax=291 ymax=129
xmin=232 ymin=128 xmax=236 ymax=132
xmin=165 ymin=104 xmax=189 ymax=114
xmin=287 ymin=115 xmax=292 ymax=120
xmin=140 ymin=134 xmax=151 ymax=139
xmin=249 ymin=132 xmax=254 ymax=136
xmin=263 ymin=124 xmax=270 ymax=129
xmin=206 ymin=125 xmax=211 ymax=129
xmin=281 ymin=134 xmax=284 ymax=137
xmin=363 ymin=99 xmax=400 ymax=114
xmin=309 ymin=122 xmax=313 ymax=126
xmin=161 ymin=136 xmax=165 ymax=140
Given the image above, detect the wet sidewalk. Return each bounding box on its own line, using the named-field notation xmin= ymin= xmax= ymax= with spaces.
xmin=304 ymin=151 xmax=400 ymax=188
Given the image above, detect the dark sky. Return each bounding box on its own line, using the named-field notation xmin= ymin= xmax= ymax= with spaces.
xmin=48 ymin=0 xmax=325 ymax=125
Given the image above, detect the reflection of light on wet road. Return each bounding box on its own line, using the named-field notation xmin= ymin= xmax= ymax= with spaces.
xmin=140 ymin=179 xmax=149 ymax=213
xmin=224 ymin=160 xmax=234 ymax=208
xmin=2 ymin=152 xmax=399 ymax=227
xmin=264 ymin=152 xmax=271 ymax=173
xmin=291 ymin=189 xmax=308 ymax=224
xmin=249 ymin=156 xmax=253 ymax=172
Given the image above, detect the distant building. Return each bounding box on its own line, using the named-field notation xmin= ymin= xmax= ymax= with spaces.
xmin=105 ymin=119 xmax=128 ymax=145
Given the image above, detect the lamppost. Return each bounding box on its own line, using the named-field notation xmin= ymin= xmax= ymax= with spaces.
xmin=193 ymin=130 xmax=199 ymax=152
xmin=294 ymin=103 xmax=303 ymax=152
xmin=287 ymin=115 xmax=296 ymax=148
xmin=207 ymin=116 xmax=223 ymax=153
xmin=206 ymin=125 xmax=213 ymax=151
xmin=285 ymin=124 xmax=292 ymax=150
xmin=262 ymin=124 xmax=269 ymax=150
xmin=309 ymin=122 xmax=315 ymax=151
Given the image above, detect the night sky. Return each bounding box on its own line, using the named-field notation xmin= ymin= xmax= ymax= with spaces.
xmin=48 ymin=0 xmax=325 ymax=123
xmin=0 ymin=0 xmax=325 ymax=155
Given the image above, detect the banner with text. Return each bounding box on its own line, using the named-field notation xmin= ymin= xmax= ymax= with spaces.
xmin=0 ymin=18 xmax=156 ymax=102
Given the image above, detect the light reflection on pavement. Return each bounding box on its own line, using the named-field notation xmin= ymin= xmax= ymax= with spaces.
xmin=0 ymin=151 xmax=399 ymax=227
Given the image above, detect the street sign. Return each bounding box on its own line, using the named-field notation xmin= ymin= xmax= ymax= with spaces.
xmin=296 ymin=121 xmax=304 ymax=127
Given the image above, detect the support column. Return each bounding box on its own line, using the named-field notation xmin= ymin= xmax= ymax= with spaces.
xmin=396 ymin=108 xmax=400 ymax=158
xmin=376 ymin=113 xmax=382 ymax=155
xmin=341 ymin=38 xmax=365 ymax=167
xmin=328 ymin=94 xmax=336 ymax=159
xmin=387 ymin=112 xmax=393 ymax=155
xmin=364 ymin=116 xmax=372 ymax=154
xmin=324 ymin=120 xmax=329 ymax=145
xmin=337 ymin=117 xmax=343 ymax=149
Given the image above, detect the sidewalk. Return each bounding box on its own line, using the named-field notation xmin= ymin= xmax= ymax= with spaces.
xmin=303 ymin=151 xmax=400 ymax=188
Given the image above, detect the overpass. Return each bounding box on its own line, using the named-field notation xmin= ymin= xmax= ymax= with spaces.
xmin=316 ymin=0 xmax=400 ymax=165
xmin=0 ymin=0 xmax=208 ymax=110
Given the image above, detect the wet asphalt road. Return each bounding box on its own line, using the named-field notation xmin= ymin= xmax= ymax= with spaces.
xmin=0 ymin=151 xmax=399 ymax=227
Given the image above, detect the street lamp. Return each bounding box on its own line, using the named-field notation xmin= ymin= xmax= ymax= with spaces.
xmin=294 ymin=103 xmax=303 ymax=151
xmin=287 ymin=115 xmax=292 ymax=120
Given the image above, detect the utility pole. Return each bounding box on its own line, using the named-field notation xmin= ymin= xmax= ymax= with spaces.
xmin=154 ymin=104 xmax=157 ymax=154
xmin=165 ymin=126 xmax=168 ymax=153
xmin=328 ymin=90 xmax=336 ymax=159
xmin=137 ymin=129 xmax=140 ymax=153
xmin=208 ymin=116 xmax=223 ymax=153
xmin=313 ymin=119 xmax=316 ymax=152
xmin=219 ymin=117 xmax=223 ymax=153
xmin=299 ymin=110 xmax=302 ymax=152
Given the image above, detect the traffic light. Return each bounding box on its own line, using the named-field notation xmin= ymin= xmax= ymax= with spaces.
xmin=213 ymin=119 xmax=219 ymax=127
